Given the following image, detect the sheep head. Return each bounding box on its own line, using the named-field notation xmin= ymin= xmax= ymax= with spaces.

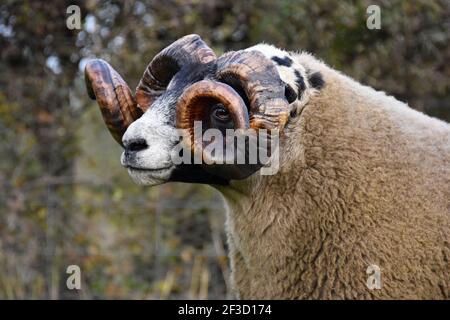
xmin=85 ymin=34 xmax=290 ymax=185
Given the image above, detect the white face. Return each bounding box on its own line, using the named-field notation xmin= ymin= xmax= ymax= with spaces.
xmin=120 ymin=93 xmax=180 ymax=186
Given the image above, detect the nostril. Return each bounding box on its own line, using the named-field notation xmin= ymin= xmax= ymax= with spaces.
xmin=127 ymin=138 xmax=148 ymax=152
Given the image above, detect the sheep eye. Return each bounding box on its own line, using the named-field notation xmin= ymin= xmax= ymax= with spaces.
xmin=211 ymin=104 xmax=231 ymax=122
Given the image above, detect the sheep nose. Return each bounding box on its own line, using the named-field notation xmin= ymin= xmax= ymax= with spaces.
xmin=124 ymin=138 xmax=148 ymax=153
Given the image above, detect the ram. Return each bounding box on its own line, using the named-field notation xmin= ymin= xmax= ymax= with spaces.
xmin=85 ymin=34 xmax=450 ymax=299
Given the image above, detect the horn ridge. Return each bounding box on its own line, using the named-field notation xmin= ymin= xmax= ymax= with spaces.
xmin=85 ymin=59 xmax=141 ymax=146
xmin=216 ymin=50 xmax=289 ymax=130
xmin=136 ymin=34 xmax=216 ymax=111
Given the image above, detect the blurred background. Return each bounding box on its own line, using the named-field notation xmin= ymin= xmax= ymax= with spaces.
xmin=0 ymin=0 xmax=448 ymax=299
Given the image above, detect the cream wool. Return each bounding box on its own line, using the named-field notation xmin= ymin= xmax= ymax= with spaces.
xmin=218 ymin=46 xmax=450 ymax=299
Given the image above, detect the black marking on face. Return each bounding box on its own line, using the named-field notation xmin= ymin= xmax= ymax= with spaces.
xmin=294 ymin=70 xmax=306 ymax=97
xmin=290 ymin=108 xmax=298 ymax=118
xmin=284 ymin=84 xmax=297 ymax=104
xmin=171 ymin=61 xmax=217 ymax=89
xmin=308 ymin=71 xmax=325 ymax=90
xmin=170 ymin=164 xmax=229 ymax=185
xmin=271 ymin=56 xmax=293 ymax=67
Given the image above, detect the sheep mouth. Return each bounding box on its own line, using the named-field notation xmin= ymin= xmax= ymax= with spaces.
xmin=120 ymin=152 xmax=174 ymax=174
xmin=125 ymin=165 xmax=175 ymax=186
xmin=125 ymin=165 xmax=173 ymax=173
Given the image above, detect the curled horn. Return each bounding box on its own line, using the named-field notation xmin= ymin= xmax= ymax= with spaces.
xmin=175 ymin=50 xmax=289 ymax=180
xmin=85 ymin=59 xmax=143 ymax=146
xmin=176 ymin=80 xmax=255 ymax=179
xmin=215 ymin=50 xmax=290 ymax=130
xmin=136 ymin=34 xmax=216 ymax=111
xmin=85 ymin=35 xmax=215 ymax=147
xmin=176 ymin=79 xmax=250 ymax=155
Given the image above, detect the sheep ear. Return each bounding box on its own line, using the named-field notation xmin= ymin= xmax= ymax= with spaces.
xmin=284 ymin=84 xmax=297 ymax=104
